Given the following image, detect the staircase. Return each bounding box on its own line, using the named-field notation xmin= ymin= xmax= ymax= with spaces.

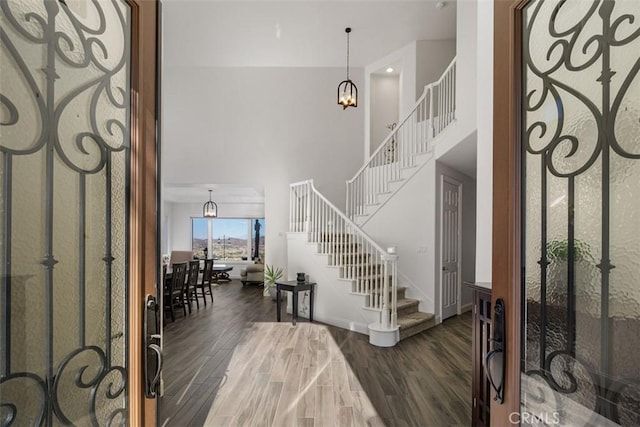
xmin=347 ymin=58 xmax=456 ymax=224
xmin=396 ymin=287 xmax=436 ymax=339
xmin=287 ymin=58 xmax=456 ymax=347
xmin=289 ymin=180 xmax=436 ymax=345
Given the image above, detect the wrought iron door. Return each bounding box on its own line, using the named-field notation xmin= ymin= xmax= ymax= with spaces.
xmin=0 ymin=0 xmax=132 ymax=424
xmin=521 ymin=0 xmax=640 ymax=425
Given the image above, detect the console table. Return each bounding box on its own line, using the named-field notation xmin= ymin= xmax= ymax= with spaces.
xmin=275 ymin=280 xmax=315 ymax=325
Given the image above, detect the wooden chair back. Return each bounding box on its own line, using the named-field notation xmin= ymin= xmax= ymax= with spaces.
xmin=202 ymin=258 xmax=214 ymax=285
xmin=170 ymin=262 xmax=187 ymax=293
xmin=187 ymin=260 xmax=200 ymax=288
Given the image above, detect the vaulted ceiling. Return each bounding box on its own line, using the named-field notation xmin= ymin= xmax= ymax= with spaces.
xmin=162 ymin=0 xmax=457 ymax=68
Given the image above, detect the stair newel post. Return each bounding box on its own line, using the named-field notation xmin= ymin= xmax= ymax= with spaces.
xmin=381 ymin=253 xmax=396 ymax=329
xmin=391 ymin=256 xmax=398 ymax=328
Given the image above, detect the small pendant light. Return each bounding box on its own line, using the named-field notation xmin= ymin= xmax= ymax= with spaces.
xmin=337 ymin=27 xmax=358 ymax=109
xmin=203 ymin=190 xmax=218 ymax=218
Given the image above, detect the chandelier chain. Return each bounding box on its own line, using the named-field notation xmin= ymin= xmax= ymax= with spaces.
xmin=346 ymin=30 xmax=350 ymax=80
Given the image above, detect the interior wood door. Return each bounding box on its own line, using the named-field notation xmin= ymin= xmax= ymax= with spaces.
xmin=493 ymin=0 xmax=640 ymax=425
xmin=441 ymin=177 xmax=461 ymax=320
xmin=0 ymin=0 xmax=158 ymax=425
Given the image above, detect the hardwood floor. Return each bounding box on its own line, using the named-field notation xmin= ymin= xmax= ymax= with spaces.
xmin=158 ymin=280 xmax=472 ymax=426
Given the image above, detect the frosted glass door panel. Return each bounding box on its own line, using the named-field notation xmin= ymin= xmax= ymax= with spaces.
xmin=521 ymin=0 xmax=640 ymax=425
xmin=0 ymin=0 xmax=132 ymax=424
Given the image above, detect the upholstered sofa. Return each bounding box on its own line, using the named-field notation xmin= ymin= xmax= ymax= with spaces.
xmin=240 ymin=263 xmax=264 ymax=286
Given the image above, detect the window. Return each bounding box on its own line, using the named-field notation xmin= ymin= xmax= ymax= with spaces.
xmin=192 ymin=218 xmax=209 ymax=259
xmin=191 ymin=217 xmax=265 ymax=261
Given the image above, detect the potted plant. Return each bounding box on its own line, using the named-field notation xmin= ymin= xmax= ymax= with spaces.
xmin=264 ymin=264 xmax=283 ymax=300
xmin=545 ymin=238 xmax=594 ymax=305
xmin=547 ymin=238 xmax=592 ymax=263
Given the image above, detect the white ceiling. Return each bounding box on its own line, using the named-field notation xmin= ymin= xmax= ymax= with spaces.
xmin=162 ymin=0 xmax=457 ymax=68
xmin=164 ymin=184 xmax=265 ymax=204
xmin=161 ymin=1 xmax=459 ymax=195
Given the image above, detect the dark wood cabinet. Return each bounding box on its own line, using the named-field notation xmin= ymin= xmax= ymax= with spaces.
xmin=467 ymin=283 xmax=492 ymax=427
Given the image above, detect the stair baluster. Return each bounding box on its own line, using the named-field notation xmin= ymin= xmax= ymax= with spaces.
xmin=346 ymin=58 xmax=456 ymax=223
xmin=289 ymin=180 xmax=398 ymax=330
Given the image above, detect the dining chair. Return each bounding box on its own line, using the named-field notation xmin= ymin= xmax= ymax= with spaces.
xmin=197 ymin=258 xmax=214 ymax=305
xmin=185 ymin=260 xmax=200 ymax=312
xmin=164 ymin=262 xmax=187 ymax=322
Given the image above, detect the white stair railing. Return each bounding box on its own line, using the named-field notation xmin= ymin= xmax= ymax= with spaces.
xmin=290 ymin=180 xmax=398 ymax=329
xmin=346 ymin=58 xmax=456 ymax=219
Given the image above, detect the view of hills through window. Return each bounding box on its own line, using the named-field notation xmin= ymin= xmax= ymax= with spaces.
xmin=192 ymin=218 xmax=265 ymax=261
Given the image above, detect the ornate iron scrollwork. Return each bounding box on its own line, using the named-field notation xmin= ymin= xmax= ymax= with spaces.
xmin=1 ymin=0 xmax=130 ymax=424
xmin=522 ymin=0 xmax=640 ymax=425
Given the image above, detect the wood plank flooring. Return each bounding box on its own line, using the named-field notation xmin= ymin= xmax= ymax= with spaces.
xmin=159 ymin=281 xmax=472 ymax=427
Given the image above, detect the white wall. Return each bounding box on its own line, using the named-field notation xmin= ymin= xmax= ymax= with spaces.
xmin=287 ymin=234 xmax=379 ymax=334
xmin=370 ymin=75 xmax=400 ymax=153
xmin=359 ymin=155 xmax=476 ymax=321
xmin=455 ymin=0 xmax=478 ymax=139
xmin=475 ymin=0 xmax=494 ymax=284
xmin=162 ymin=66 xmax=364 ymax=274
xmin=162 ymin=200 xmax=173 ymax=255
xmin=364 ymin=43 xmax=416 ymax=160
xmin=361 ymin=161 xmax=438 ymax=314
xmin=364 ymin=40 xmax=456 ymax=159
xmin=415 ymin=40 xmax=457 ymax=97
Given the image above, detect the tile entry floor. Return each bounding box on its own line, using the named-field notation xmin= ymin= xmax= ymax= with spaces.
xmin=159 ymin=280 xmax=472 ymax=427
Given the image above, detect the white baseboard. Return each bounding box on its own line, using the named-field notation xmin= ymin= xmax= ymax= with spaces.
xmin=460 ymin=302 xmax=472 ymax=313
xmin=312 ymin=314 xmax=370 ymax=336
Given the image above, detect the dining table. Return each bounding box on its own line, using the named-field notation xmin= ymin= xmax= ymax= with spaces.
xmin=164 ymin=262 xmax=233 ymax=284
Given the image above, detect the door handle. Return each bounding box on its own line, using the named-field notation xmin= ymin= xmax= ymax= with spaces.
xmin=147 ymin=343 xmax=163 ymax=394
xmin=144 ymin=294 xmax=163 ymax=398
xmin=484 ymin=298 xmax=505 ymax=404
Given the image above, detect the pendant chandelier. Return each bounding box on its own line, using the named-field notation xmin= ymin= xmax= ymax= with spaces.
xmin=203 ymin=190 xmax=218 ymax=218
xmin=337 ymin=27 xmax=358 ymax=109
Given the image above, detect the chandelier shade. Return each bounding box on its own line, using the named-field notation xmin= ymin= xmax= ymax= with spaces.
xmin=337 ymin=27 xmax=358 ymax=109
xmin=203 ymin=190 xmax=218 ymax=218
xmin=338 ymin=79 xmax=358 ymax=109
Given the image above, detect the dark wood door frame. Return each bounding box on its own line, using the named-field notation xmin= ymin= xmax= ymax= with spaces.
xmin=492 ymin=0 xmax=529 ymax=424
xmin=128 ymin=0 xmax=159 ymax=425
